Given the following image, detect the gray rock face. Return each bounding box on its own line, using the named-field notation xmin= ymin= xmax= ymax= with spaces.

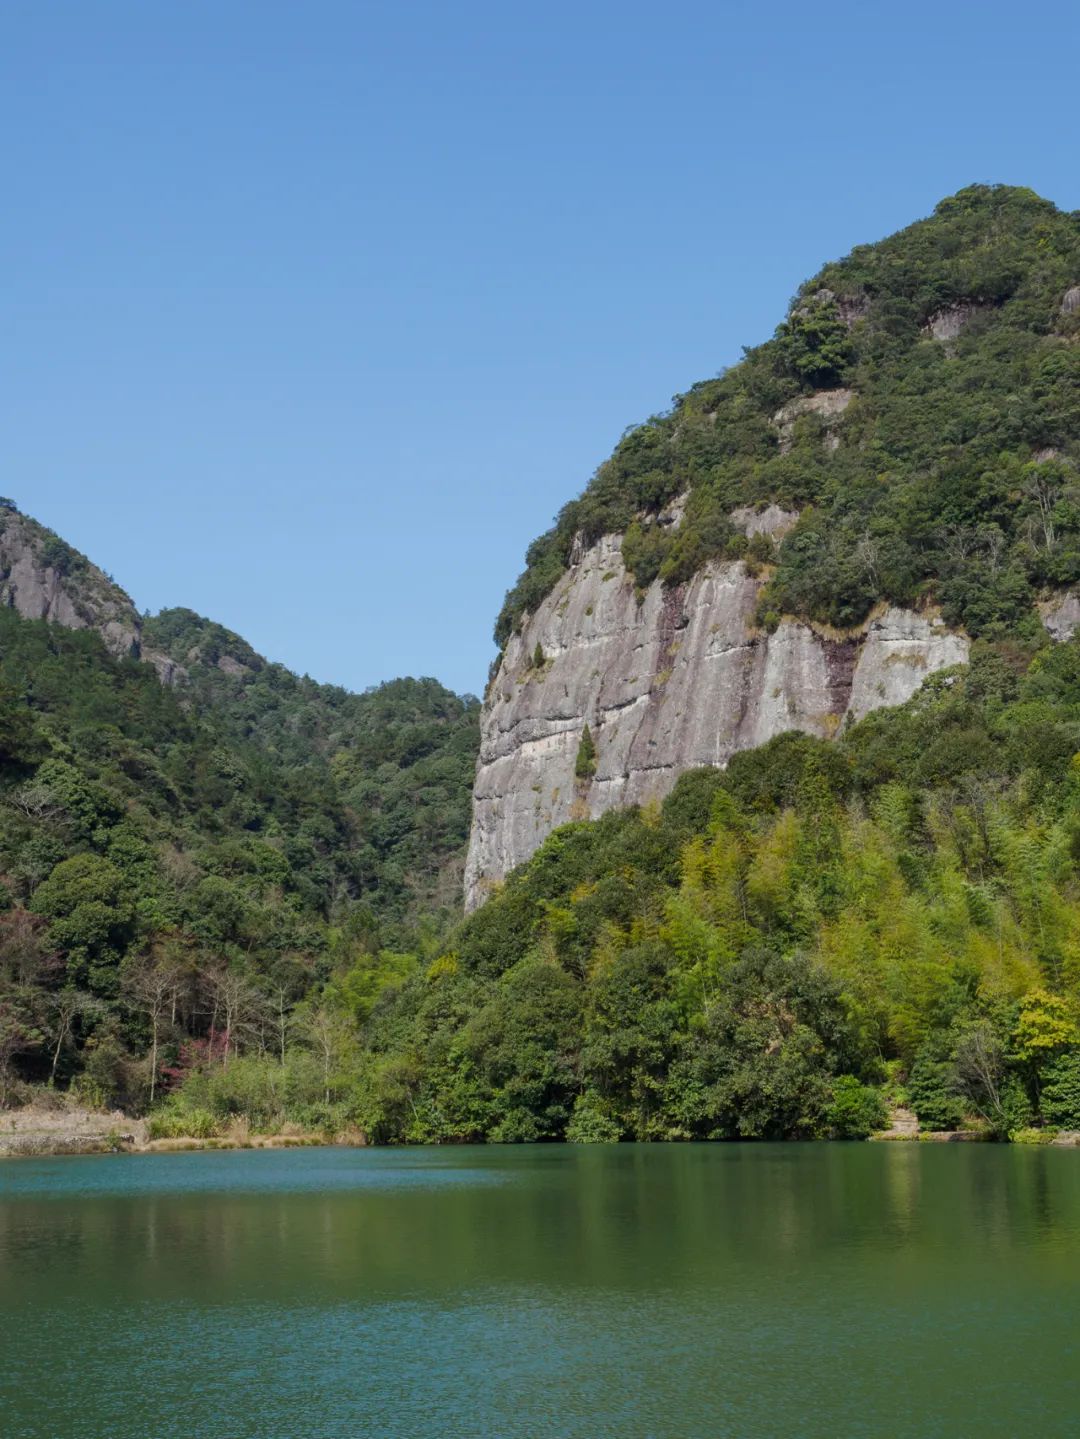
xmin=1061 ymin=286 xmax=1080 ymax=317
xmin=771 ymin=390 xmax=852 ymax=454
xmin=464 ymin=527 xmax=970 ymax=909
xmin=0 ymin=509 xmax=179 ymax=677
xmin=1041 ymin=590 xmax=1080 ymax=641
xmin=0 ymin=511 xmax=142 ymax=658
xmin=924 ymin=303 xmax=991 ymax=344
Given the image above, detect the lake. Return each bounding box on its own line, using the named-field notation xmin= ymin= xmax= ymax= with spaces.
xmin=1 ymin=1143 xmax=1079 ymax=1437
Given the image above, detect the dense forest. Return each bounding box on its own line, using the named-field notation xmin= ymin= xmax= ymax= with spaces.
xmin=142 ymin=632 xmax=1080 ymax=1144
xmin=0 ymin=600 xmax=477 ymax=1116
xmin=5 ymin=183 xmax=1080 ymax=1143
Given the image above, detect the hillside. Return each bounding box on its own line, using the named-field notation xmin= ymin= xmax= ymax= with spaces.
xmin=0 ymin=515 xmax=478 ymax=1107
xmin=351 ymin=637 xmax=1080 ymax=1142
xmin=498 ymin=184 xmax=1080 ymax=644
xmin=467 ymin=185 xmax=1080 ymax=902
xmin=7 ymin=184 xmax=1080 ymax=1146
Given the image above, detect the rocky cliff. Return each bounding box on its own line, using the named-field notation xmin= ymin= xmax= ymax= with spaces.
xmin=465 ymin=508 xmax=969 ymax=909
xmin=467 ymin=187 xmax=1080 ymax=909
xmin=0 ymin=507 xmax=179 ymax=680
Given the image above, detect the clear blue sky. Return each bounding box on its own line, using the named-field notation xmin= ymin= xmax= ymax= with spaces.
xmin=4 ymin=1 xmax=1079 ymax=696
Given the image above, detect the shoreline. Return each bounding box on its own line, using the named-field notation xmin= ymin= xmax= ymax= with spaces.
xmin=4 ymin=1102 xmax=1080 ymax=1159
xmin=6 ymin=1129 xmax=1080 ymax=1159
xmin=0 ymin=1103 xmax=364 ymax=1159
xmin=0 ymin=1129 xmax=357 ymax=1159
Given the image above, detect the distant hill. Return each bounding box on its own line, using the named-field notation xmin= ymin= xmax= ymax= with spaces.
xmin=0 ymin=507 xmax=477 ymax=1104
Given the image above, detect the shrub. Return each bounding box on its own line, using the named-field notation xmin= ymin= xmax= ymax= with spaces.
xmin=825 ymin=1076 xmax=888 ymax=1139
xmin=575 ymin=724 xmax=598 ymax=780
xmin=1041 ymin=1051 xmax=1080 ymax=1129
xmin=147 ymin=1105 xmax=220 ymax=1140
xmin=566 ymin=1091 xmax=624 ymax=1143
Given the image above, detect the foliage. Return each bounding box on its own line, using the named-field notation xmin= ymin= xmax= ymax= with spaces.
xmin=575 ymin=724 xmax=598 ymax=780
xmin=1041 ymin=1052 xmax=1080 ymax=1129
xmin=346 ymin=635 xmax=1080 ymax=1141
xmin=496 ymin=186 xmax=1080 ymax=646
xmin=0 ymin=600 xmax=476 ymax=1109
xmin=826 ymin=1076 xmax=889 ymax=1139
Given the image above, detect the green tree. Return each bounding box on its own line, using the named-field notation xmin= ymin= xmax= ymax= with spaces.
xmin=575 ymin=724 xmax=597 ymax=780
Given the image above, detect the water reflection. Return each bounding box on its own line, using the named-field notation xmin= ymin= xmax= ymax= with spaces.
xmin=2 ymin=1145 xmax=1080 ymax=1438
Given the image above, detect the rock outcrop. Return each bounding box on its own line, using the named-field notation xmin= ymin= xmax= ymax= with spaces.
xmin=923 ymin=302 xmax=990 ymax=344
xmin=1041 ymin=590 xmax=1080 ymax=641
xmin=771 ymin=389 xmax=852 ymax=454
xmin=0 ymin=507 xmax=178 ymax=678
xmin=464 ymin=521 xmax=969 ymax=909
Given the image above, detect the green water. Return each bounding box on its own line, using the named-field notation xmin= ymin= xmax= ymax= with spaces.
xmin=1 ymin=1144 xmax=1079 ymax=1437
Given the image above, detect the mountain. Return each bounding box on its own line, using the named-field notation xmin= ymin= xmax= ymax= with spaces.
xmin=0 ymin=502 xmax=176 ymax=678
xmin=466 ymin=185 xmax=1080 ymax=906
xmin=7 ymin=184 xmax=1080 ymax=1148
xmin=0 ymin=509 xmax=478 ymax=1105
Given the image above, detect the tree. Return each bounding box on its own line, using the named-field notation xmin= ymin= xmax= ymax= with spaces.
xmin=1041 ymin=1052 xmax=1080 ymax=1129
xmin=0 ymin=999 xmax=38 ymax=1103
xmin=45 ymin=987 xmax=101 ymax=1086
xmin=29 ymin=854 xmax=133 ymax=993
xmin=207 ymin=968 xmax=266 ymax=1067
xmin=575 ymin=724 xmax=597 ymax=780
xmin=294 ymin=1004 xmax=353 ymax=1106
xmin=129 ymin=953 xmax=183 ymax=1103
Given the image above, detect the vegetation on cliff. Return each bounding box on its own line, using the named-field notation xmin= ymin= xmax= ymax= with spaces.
xmin=496 ymin=185 xmax=1080 ymax=645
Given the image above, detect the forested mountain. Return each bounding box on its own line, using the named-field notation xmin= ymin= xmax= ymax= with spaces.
xmin=355 ymin=640 xmax=1080 ymax=1141
xmin=467 ymin=185 xmax=1080 ymax=901
xmin=6 ymin=184 xmax=1080 ymax=1145
xmin=498 ymin=184 xmax=1080 ymax=646
xmin=0 ymin=517 xmax=478 ymax=1109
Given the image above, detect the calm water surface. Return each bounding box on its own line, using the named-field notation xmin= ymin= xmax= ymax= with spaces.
xmin=2 ymin=1143 xmax=1079 ymax=1437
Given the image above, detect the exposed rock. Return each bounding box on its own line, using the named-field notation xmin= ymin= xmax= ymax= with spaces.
xmin=657 ymin=493 xmax=688 ymax=529
xmin=871 ymin=1107 xmax=920 ymax=1141
xmin=1041 ymin=590 xmax=1080 ymax=641
xmin=464 ymin=531 xmax=970 ymax=909
xmin=729 ymin=504 xmax=800 ymax=542
xmin=836 ymin=293 xmax=871 ymax=328
xmin=0 ymin=509 xmax=179 ymax=681
xmin=923 ymin=302 xmax=986 ymax=343
xmin=847 ymin=608 xmax=968 ymax=721
xmin=803 ymin=287 xmax=871 ymax=329
xmin=147 ymin=652 xmax=188 ymax=686
xmin=1062 ymin=286 xmax=1080 ymax=316
xmin=771 ymin=389 xmax=852 ymax=454
xmin=0 ymin=510 xmax=142 ymax=659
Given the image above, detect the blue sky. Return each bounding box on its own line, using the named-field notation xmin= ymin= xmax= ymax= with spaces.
xmin=4 ymin=1 xmax=1079 ymax=696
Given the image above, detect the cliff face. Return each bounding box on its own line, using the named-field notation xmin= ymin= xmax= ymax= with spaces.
xmin=469 ymin=190 xmax=1080 ymax=909
xmin=0 ymin=509 xmax=179 ymax=681
xmin=464 ymin=508 xmax=970 ymax=910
